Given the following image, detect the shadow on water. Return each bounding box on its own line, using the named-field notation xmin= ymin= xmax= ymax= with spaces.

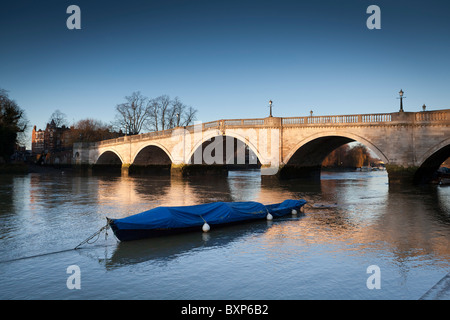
xmin=387 ymin=183 xmax=450 ymax=225
xmin=0 ymin=175 xmax=15 ymax=216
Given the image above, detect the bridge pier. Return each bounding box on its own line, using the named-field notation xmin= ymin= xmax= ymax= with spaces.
xmin=121 ymin=163 xmax=130 ymax=176
xmin=170 ymin=164 xmax=228 ymax=177
xmin=385 ymin=164 xmax=420 ymax=184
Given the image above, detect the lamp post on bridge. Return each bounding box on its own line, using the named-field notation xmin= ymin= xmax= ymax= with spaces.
xmin=269 ymin=100 xmax=273 ymax=117
xmin=398 ymin=89 xmax=405 ymax=112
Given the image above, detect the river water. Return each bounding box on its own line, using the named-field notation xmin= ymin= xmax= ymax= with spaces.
xmin=0 ymin=170 xmax=449 ymax=300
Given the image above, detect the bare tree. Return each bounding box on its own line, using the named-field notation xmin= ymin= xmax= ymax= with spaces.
xmin=164 ymin=96 xmax=197 ymax=129
xmin=146 ymin=95 xmax=177 ymax=131
xmin=168 ymin=97 xmax=182 ymax=128
xmin=116 ymin=92 xmax=198 ymax=133
xmin=155 ymin=95 xmax=171 ymax=131
xmin=49 ymin=109 xmax=68 ymax=127
xmin=182 ymin=105 xmax=197 ymax=126
xmin=147 ymin=98 xmax=160 ymax=132
xmin=114 ymin=92 xmax=150 ymax=135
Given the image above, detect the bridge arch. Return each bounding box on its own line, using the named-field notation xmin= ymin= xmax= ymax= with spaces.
xmin=128 ymin=143 xmax=174 ymax=175
xmin=95 ymin=149 xmax=124 ymax=165
xmin=132 ymin=142 xmax=174 ymax=165
xmin=414 ymin=138 xmax=450 ymax=184
xmin=280 ymin=131 xmax=389 ymax=180
xmin=187 ymin=129 xmax=263 ymax=166
xmin=284 ymin=131 xmax=389 ymax=166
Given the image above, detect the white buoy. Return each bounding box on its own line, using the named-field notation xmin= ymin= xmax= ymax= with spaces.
xmin=266 ymin=213 xmax=273 ymax=220
xmin=202 ymin=222 xmax=210 ymax=232
xmin=291 ymin=209 xmax=297 ymax=215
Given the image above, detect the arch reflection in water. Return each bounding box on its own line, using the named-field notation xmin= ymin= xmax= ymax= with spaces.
xmin=96 ymin=171 xmax=269 ymax=219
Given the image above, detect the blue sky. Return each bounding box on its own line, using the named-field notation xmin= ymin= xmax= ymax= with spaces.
xmin=1 ymin=0 xmax=449 ymax=146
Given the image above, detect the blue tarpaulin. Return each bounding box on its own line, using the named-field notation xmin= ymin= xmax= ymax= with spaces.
xmin=109 ymin=199 xmax=307 ymax=241
xmin=112 ymin=199 xmax=306 ymax=230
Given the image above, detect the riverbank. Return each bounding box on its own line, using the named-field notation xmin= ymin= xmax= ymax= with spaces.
xmin=0 ymin=163 xmax=29 ymax=174
xmin=0 ymin=163 xmax=73 ymax=175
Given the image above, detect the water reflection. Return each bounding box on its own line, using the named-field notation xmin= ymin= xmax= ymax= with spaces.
xmin=18 ymin=170 xmax=450 ymax=266
xmin=101 ymin=219 xmax=284 ymax=270
xmin=86 ymin=170 xmax=450 ymax=274
xmin=379 ymin=186 xmax=450 ymax=263
xmin=1 ymin=170 xmax=450 ymax=299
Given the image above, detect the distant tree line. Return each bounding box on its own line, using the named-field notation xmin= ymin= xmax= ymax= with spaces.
xmin=68 ymin=118 xmax=122 ymax=144
xmin=44 ymin=92 xmax=198 ymax=144
xmin=0 ymin=89 xmax=28 ymax=162
xmin=47 ymin=110 xmax=123 ymax=144
xmin=2 ymin=89 xmax=196 ymax=163
xmin=322 ymin=144 xmax=379 ymax=168
xmin=442 ymin=158 xmax=450 ymax=168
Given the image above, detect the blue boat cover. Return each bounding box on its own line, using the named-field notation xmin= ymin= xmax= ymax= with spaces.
xmin=112 ymin=199 xmax=306 ymax=231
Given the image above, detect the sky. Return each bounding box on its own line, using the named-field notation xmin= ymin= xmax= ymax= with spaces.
xmin=1 ymin=0 xmax=450 ymax=148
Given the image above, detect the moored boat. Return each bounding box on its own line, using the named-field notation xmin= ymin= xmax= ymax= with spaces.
xmin=108 ymin=199 xmax=307 ymax=241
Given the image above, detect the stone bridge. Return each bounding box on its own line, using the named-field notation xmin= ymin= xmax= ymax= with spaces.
xmin=73 ymin=109 xmax=450 ymax=184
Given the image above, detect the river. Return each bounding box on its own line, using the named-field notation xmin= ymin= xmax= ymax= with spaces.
xmin=0 ymin=170 xmax=449 ymax=300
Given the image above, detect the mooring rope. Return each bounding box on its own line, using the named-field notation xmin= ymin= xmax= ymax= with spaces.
xmin=0 ymin=223 xmax=110 ymax=264
xmin=74 ymin=223 xmax=110 ymax=250
xmin=0 ymin=248 xmax=81 ymax=264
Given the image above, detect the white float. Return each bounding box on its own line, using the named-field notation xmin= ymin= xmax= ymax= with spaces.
xmin=202 ymin=222 xmax=210 ymax=232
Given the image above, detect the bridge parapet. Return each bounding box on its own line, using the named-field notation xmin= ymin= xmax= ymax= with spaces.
xmin=414 ymin=110 xmax=449 ymax=122
xmin=282 ymin=112 xmax=392 ymax=125
xmin=86 ymin=109 xmax=449 ymax=148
